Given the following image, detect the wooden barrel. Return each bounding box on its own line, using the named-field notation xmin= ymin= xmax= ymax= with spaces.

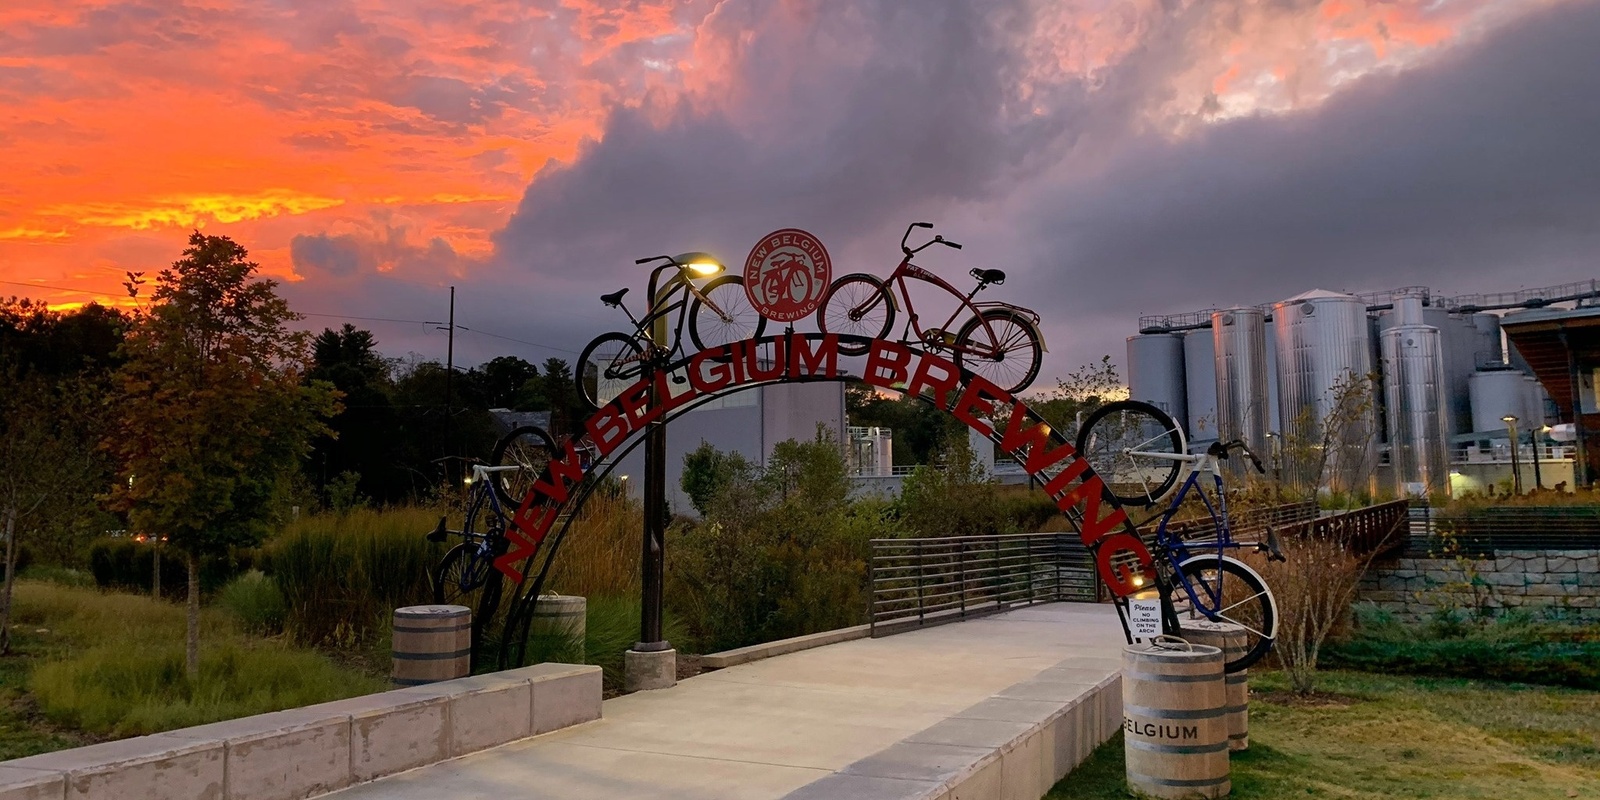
xmin=1179 ymin=620 xmax=1249 ymax=751
xmin=1123 ymin=641 xmax=1230 ymax=799
xmin=392 ymin=605 xmax=471 ymax=686
xmin=529 ymin=594 xmax=587 ymax=663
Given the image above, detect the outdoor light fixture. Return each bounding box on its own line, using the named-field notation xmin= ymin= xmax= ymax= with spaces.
xmin=675 ymin=252 xmax=724 ymax=276
xmin=1503 ymin=415 xmax=1518 ymax=424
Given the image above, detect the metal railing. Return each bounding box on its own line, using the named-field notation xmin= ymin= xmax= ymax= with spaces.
xmin=1404 ymin=503 xmax=1600 ymax=557
xmin=1156 ymin=500 xmax=1318 ymax=542
xmin=1278 ymin=499 xmax=1410 ymax=555
xmin=869 ymin=533 xmax=1099 ymax=636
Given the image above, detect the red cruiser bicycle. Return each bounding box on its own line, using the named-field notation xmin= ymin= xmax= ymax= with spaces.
xmin=817 ymin=222 xmax=1045 ymax=394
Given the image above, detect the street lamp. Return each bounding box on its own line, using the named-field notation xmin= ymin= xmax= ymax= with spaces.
xmin=1502 ymin=415 xmax=1522 ymax=495
xmin=1533 ymin=425 xmax=1550 ymax=491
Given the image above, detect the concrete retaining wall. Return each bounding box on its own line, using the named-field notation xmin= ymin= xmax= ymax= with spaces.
xmin=1359 ymin=549 xmax=1600 ymax=623
xmin=0 ymin=663 xmax=600 ymax=800
xmin=781 ymin=661 xmax=1123 ymax=800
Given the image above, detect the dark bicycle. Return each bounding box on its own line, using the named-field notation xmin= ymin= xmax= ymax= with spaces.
xmin=1076 ymin=400 xmax=1285 ymax=672
xmin=426 ymin=460 xmax=522 ymax=634
xmin=578 ymin=253 xmax=766 ymax=409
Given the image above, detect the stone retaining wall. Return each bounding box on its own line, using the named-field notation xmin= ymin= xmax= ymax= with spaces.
xmin=0 ymin=662 xmax=600 ymax=800
xmin=1359 ymin=549 xmax=1600 ymax=623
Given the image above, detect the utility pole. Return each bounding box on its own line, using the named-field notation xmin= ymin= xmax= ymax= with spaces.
xmin=434 ymin=287 xmax=456 ymax=460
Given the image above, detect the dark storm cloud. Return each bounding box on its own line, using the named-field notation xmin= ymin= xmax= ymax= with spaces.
xmin=1015 ymin=0 xmax=1600 ymax=329
xmin=493 ymin=0 xmax=1063 ymax=280
xmin=366 ymin=0 xmax=1597 ymax=381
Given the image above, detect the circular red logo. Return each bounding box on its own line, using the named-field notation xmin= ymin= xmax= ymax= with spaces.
xmin=743 ymin=228 xmax=832 ymax=323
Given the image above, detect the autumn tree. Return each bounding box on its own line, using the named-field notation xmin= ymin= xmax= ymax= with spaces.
xmin=107 ymin=233 xmax=337 ymax=679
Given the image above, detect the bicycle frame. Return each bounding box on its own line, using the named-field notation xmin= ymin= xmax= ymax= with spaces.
xmin=621 ymin=270 xmax=728 ymax=359
xmin=1127 ymin=448 xmax=1251 ymax=614
xmin=873 ymin=257 xmax=1014 ymax=357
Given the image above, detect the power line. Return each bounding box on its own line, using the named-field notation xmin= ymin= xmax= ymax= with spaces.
xmin=457 ymin=324 xmax=582 ymax=356
xmin=1 ymin=277 xmax=583 ymax=358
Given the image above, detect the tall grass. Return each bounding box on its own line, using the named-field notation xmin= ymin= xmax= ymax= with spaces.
xmin=13 ymin=580 xmax=385 ymax=737
xmin=217 ymin=571 xmax=286 ymax=635
xmin=267 ymin=507 xmax=442 ymax=646
xmin=580 ymin=595 xmax=688 ymax=689
xmin=540 ymin=490 xmax=640 ymax=599
xmin=30 ymin=641 xmax=384 ymax=736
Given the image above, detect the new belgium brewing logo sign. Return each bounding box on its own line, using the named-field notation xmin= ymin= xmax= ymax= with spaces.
xmin=743 ymin=228 xmax=831 ymax=323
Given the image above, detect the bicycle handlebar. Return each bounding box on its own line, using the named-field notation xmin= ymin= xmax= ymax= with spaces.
xmin=900 ymin=222 xmax=964 ymax=256
xmin=1214 ymin=439 xmax=1267 ymax=474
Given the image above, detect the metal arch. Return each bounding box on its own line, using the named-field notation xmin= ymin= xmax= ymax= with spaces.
xmin=480 ymin=332 xmax=1159 ymax=669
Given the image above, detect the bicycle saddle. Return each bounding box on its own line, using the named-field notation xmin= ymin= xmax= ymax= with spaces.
xmin=601 ymin=287 xmax=628 ymax=307
xmin=970 ymin=268 xmax=1006 ymax=286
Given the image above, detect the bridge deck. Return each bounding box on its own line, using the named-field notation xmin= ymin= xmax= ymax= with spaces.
xmin=322 ymin=603 xmax=1126 ymax=800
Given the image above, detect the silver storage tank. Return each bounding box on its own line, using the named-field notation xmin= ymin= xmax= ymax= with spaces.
xmin=1213 ymin=308 xmax=1270 ymax=455
xmin=1265 ymin=320 xmax=1282 ymax=434
xmin=1184 ymin=329 xmax=1219 ymax=445
xmin=1472 ymin=313 xmax=1503 ymax=365
xmin=1380 ymin=294 xmax=1449 ymax=497
xmin=1523 ymin=375 xmax=1546 ymax=427
xmin=1127 ymin=334 xmax=1188 ymax=426
xmin=1273 ymin=289 xmax=1377 ymax=491
xmin=1469 ymin=369 xmax=1530 ymax=433
xmin=1374 ymin=305 xmax=1475 ymax=440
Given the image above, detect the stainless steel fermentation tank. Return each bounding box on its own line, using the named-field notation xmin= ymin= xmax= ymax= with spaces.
xmin=1273 ymin=290 xmax=1377 ymax=492
xmin=1126 ymin=334 xmax=1187 ymax=426
xmin=1380 ymin=294 xmax=1449 ymax=496
xmin=1184 ymin=330 xmax=1219 ymax=445
xmin=1212 ymin=308 xmax=1270 ymax=457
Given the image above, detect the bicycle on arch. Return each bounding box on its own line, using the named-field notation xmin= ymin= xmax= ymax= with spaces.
xmin=486 ymin=424 xmax=598 ymax=510
xmin=578 ymin=252 xmax=767 ymax=410
xmin=425 ymin=458 xmax=523 ymax=641
xmin=816 ymin=222 xmax=1045 ymax=394
xmin=1075 ymin=399 xmax=1286 ymax=672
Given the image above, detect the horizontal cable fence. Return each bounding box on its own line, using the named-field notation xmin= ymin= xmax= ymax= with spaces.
xmin=1150 ymin=499 xmax=1319 ymax=543
xmin=1403 ymin=504 xmax=1600 ymax=558
xmin=869 ymin=533 xmax=1099 ymax=637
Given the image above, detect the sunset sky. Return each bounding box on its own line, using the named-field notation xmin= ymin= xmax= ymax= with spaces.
xmin=3 ymin=0 xmax=1596 ymax=380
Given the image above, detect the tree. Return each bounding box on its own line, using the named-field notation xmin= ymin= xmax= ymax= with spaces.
xmin=475 ymin=356 xmax=540 ymax=410
xmin=0 ymin=372 xmax=112 ymax=654
xmin=106 ymin=232 xmax=338 ymax=679
xmin=307 ymin=325 xmax=402 ymax=504
xmin=1033 ymin=355 xmax=1123 ymax=443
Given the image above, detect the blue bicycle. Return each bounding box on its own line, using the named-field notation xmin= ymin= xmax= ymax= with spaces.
xmin=1076 ymin=400 xmax=1284 ymax=671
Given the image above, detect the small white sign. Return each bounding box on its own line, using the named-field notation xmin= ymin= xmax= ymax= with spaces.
xmin=1129 ymin=597 xmax=1162 ymax=639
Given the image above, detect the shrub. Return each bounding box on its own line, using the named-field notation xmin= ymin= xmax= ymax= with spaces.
xmin=669 ymin=432 xmax=891 ymax=651
xmin=218 ymin=571 xmax=286 ymax=635
xmin=1325 ymin=606 xmax=1600 ymax=690
xmin=268 ymin=507 xmax=440 ymax=646
xmin=18 ymin=564 xmax=94 ymax=588
xmin=897 ymin=434 xmax=1008 ymax=536
xmin=85 ymin=537 xmax=252 ymax=597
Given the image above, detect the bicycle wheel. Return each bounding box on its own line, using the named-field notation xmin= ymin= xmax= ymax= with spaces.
xmin=1075 ymin=399 xmax=1187 ymax=507
xmin=953 ymin=309 xmax=1043 ymax=395
xmin=577 ymin=332 xmax=646 ymax=410
xmin=819 ymin=274 xmax=894 ymax=355
xmin=434 ymin=542 xmax=490 ymax=605
xmin=490 ymin=425 xmax=557 ymax=508
xmin=689 ymin=276 xmax=768 ymax=351
xmin=1167 ymin=554 xmax=1277 ymax=672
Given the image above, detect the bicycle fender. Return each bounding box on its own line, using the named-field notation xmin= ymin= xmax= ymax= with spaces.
xmin=1173 ymin=553 xmax=1277 ymax=633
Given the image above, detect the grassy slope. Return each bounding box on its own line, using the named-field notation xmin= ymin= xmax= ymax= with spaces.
xmin=1 ymin=580 xmax=385 ymax=759
xmin=1050 ymin=670 xmax=1600 ymax=799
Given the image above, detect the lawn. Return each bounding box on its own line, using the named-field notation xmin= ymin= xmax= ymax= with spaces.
xmin=1 ymin=579 xmax=387 ymax=760
xmin=1049 ymin=670 xmax=1600 ymax=799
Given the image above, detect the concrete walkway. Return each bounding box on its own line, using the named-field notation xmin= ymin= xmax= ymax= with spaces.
xmin=323 ymin=603 xmax=1127 ymax=800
